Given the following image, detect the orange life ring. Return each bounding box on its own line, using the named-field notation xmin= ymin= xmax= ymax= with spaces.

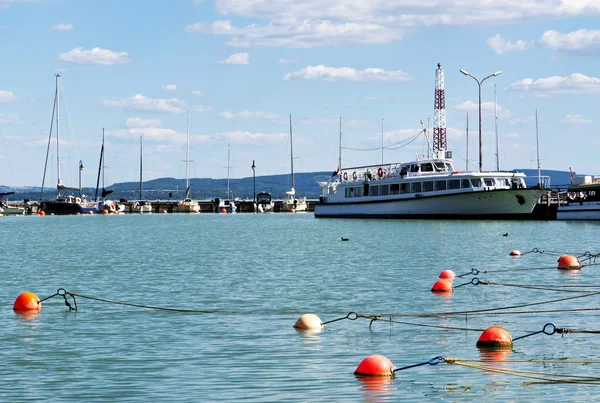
xmin=343 ymin=172 xmax=348 ymax=181
xmin=352 ymin=171 xmax=358 ymax=180
xmin=452 ymin=171 xmax=463 ymax=174
xmin=377 ymin=167 xmax=384 ymax=178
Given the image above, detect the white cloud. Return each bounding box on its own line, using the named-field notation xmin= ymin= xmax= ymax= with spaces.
xmin=218 ymin=52 xmax=249 ymax=64
xmin=126 ymin=117 xmax=163 ymax=128
xmin=220 ymin=110 xmax=279 ymax=120
xmin=0 ymin=113 xmax=21 ymax=125
xmin=215 ymin=130 xmax=287 ymax=143
xmin=103 ymin=94 xmax=187 ymax=114
xmin=57 ymin=47 xmax=130 ymax=65
xmin=561 ymin=114 xmax=592 ymax=124
xmin=539 ymin=29 xmax=600 ymax=53
xmin=284 ymin=65 xmax=412 ymax=82
xmin=190 ymin=19 xmax=404 ymax=48
xmin=487 ymin=34 xmax=534 ymax=54
xmin=279 ymin=59 xmax=297 ymax=64
xmin=107 ymin=127 xmax=181 ymax=142
xmin=191 ymin=90 xmax=205 ymax=96
xmin=162 ymin=84 xmax=177 ymax=91
xmin=455 ymin=100 xmax=511 ymax=118
xmin=509 ymin=73 xmax=600 ymax=94
xmin=50 ymin=23 xmax=74 ymax=32
xmin=0 ymin=90 xmax=17 ymax=103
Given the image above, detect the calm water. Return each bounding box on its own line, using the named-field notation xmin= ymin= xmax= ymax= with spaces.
xmin=2 ymin=213 xmax=600 ymax=401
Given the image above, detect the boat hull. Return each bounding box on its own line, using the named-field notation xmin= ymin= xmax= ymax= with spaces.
xmin=314 ymin=188 xmax=545 ymax=219
xmin=40 ymin=201 xmax=95 ymax=215
xmin=557 ymin=203 xmax=600 ymax=220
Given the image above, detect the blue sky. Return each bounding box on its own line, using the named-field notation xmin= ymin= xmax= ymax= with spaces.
xmin=1 ymin=0 xmax=599 ymax=188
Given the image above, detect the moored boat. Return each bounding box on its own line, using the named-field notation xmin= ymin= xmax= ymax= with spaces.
xmin=315 ymin=150 xmax=547 ymax=219
xmin=256 ymin=191 xmax=274 ymax=213
xmin=176 ymin=113 xmax=200 ymax=213
xmin=557 ymin=176 xmax=600 ymax=220
xmin=0 ymin=192 xmax=24 ymax=215
xmin=281 ymin=114 xmax=307 ymax=213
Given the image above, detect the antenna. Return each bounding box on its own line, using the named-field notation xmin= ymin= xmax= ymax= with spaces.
xmin=338 ymin=117 xmax=342 ymax=171
xmin=381 ymin=118 xmax=384 ymax=164
xmin=494 ymin=83 xmax=499 ymax=171
xmin=466 ymin=113 xmax=469 ymax=171
xmin=535 ymin=109 xmax=541 ymax=187
xmin=433 ymin=63 xmax=447 ymax=157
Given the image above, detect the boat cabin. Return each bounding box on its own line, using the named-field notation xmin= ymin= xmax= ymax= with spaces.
xmin=256 ymin=192 xmax=272 ymax=204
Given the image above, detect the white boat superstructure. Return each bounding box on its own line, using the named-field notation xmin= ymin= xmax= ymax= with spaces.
xmin=315 ymin=152 xmax=547 ymax=219
xmin=557 ymin=176 xmax=600 ymax=220
xmin=256 ymin=192 xmax=274 ymax=213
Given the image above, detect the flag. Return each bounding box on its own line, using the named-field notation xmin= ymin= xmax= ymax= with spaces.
xmin=331 ymin=167 xmax=340 ymax=177
xmin=569 ymin=167 xmax=574 ymax=184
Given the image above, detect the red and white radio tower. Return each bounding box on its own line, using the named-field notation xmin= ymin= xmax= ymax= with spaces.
xmin=433 ymin=63 xmax=447 ymax=155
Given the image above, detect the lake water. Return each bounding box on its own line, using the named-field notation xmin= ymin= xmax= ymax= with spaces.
xmin=2 ymin=213 xmax=600 ymax=401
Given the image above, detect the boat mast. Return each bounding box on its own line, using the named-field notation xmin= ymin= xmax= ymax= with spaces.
xmin=186 ymin=111 xmax=190 ymax=198
xmin=338 ymin=117 xmax=342 ymax=171
xmin=41 ymin=75 xmax=59 ymax=201
xmin=381 ymin=118 xmax=384 ymax=164
xmin=535 ymin=109 xmax=541 ymax=187
xmin=494 ymin=83 xmax=499 ymax=171
xmin=139 ymin=135 xmax=143 ymax=200
xmin=56 ymin=73 xmax=61 ymax=196
xmin=289 ymin=114 xmax=294 ymax=191
xmin=78 ymin=160 xmax=83 ymax=198
xmin=95 ymin=128 xmax=104 ymax=201
xmin=466 ymin=113 xmax=469 ymax=171
xmin=227 ymin=144 xmax=231 ymax=199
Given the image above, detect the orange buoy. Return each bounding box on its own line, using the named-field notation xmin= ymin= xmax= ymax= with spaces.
xmin=290 ymin=209 xmax=295 ymax=213
xmin=431 ymin=279 xmax=453 ymax=293
xmin=476 ymin=326 xmax=512 ymax=349
xmin=509 ymin=250 xmax=521 ymax=256
xmin=294 ymin=313 xmax=323 ymax=330
xmin=557 ymin=255 xmax=581 ymax=270
xmin=102 ymin=209 xmax=108 ymax=215
xmin=220 ymin=208 xmax=227 ymax=214
xmin=38 ymin=210 xmax=46 ymax=216
xmin=13 ymin=292 xmax=41 ymax=312
xmin=354 ymin=355 xmax=394 ymax=377
xmin=439 ymin=270 xmax=456 ymax=280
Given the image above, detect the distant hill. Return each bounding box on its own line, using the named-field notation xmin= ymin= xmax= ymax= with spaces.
xmin=0 ymin=168 xmax=586 ymax=202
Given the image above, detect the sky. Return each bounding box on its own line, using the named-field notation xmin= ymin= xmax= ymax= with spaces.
xmin=0 ymin=0 xmax=599 ymax=188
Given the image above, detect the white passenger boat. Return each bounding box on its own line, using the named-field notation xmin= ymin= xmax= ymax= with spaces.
xmin=557 ymin=176 xmax=600 ymax=220
xmin=315 ymin=150 xmax=547 ymax=219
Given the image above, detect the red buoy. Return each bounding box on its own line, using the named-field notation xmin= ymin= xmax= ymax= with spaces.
xmin=220 ymin=208 xmax=227 ymax=214
xmin=439 ymin=270 xmax=456 ymax=280
xmin=38 ymin=210 xmax=46 ymax=216
xmin=476 ymin=326 xmax=512 ymax=349
xmin=102 ymin=209 xmax=108 ymax=215
xmin=509 ymin=250 xmax=521 ymax=256
xmin=557 ymin=255 xmax=581 ymax=270
xmin=431 ymin=279 xmax=453 ymax=293
xmin=13 ymin=292 xmax=41 ymax=312
xmin=294 ymin=314 xmax=323 ymax=330
xmin=354 ymin=355 xmax=394 ymax=377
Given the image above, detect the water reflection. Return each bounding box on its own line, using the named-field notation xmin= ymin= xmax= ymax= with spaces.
xmin=14 ymin=310 xmax=41 ymax=322
xmin=356 ymin=376 xmax=394 ymax=403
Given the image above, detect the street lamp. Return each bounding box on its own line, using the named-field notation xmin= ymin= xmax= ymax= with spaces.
xmin=459 ymin=69 xmax=502 ymax=172
xmin=251 ymin=160 xmax=256 ymax=213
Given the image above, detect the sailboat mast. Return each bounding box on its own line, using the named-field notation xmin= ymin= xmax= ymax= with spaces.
xmin=289 ymin=114 xmax=294 ymax=190
xmin=186 ymin=111 xmax=190 ymax=193
xmin=139 ymin=135 xmax=143 ymax=200
xmin=95 ymin=128 xmax=104 ymax=201
xmin=381 ymin=118 xmax=384 ymax=164
xmin=494 ymin=83 xmax=500 ymax=171
xmin=227 ymin=144 xmax=231 ymax=199
xmin=102 ymin=128 xmax=105 ymax=191
xmin=466 ymin=113 xmax=469 ymax=171
xmin=338 ymin=117 xmax=342 ymax=170
xmin=41 ymin=77 xmax=59 ymax=200
xmin=535 ymin=109 xmax=541 ymax=186
xmin=55 ymin=73 xmax=61 ymax=194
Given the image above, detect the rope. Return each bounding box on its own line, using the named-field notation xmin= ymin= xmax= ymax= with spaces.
xmin=479 ymin=280 xmax=600 ymax=293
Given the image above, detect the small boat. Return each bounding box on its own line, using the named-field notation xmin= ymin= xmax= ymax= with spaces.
xmin=281 ymin=115 xmax=307 ymax=213
xmin=256 ymin=191 xmax=274 ymax=213
xmin=0 ymin=192 xmax=24 ymax=215
xmin=557 ymin=175 xmax=600 ymax=220
xmin=40 ymin=74 xmax=95 ymax=215
xmin=315 ymin=150 xmax=547 ymax=219
xmin=176 ymin=112 xmax=200 ymax=213
xmin=132 ymin=135 xmax=152 ymax=214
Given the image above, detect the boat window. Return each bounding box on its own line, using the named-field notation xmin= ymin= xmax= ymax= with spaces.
xmin=421 ymin=163 xmax=434 ymax=172
xmin=410 ymin=164 xmax=419 ymax=173
xmin=435 ymin=180 xmax=447 ymax=191
xmin=461 ymin=179 xmax=471 ymax=188
xmin=369 ymin=186 xmax=379 ymax=197
xmin=471 ymin=178 xmax=482 ymax=187
xmin=411 ymin=182 xmax=422 ymax=193
xmin=446 ymin=163 xmax=454 ymax=171
xmin=422 ymin=181 xmax=433 ymax=192
xmin=448 ymin=180 xmax=460 ymax=190
xmin=484 ymin=178 xmax=495 ymax=187
xmin=502 ymin=179 xmax=510 ymax=187
xmin=390 ymin=183 xmax=400 ymax=195
xmin=400 ymin=166 xmax=409 ymax=176
xmin=400 ymin=183 xmax=410 ymax=194
xmin=433 ymin=162 xmax=446 ymax=171
xmin=345 ymin=188 xmax=353 ymax=198
xmin=380 ymin=185 xmax=389 ymax=196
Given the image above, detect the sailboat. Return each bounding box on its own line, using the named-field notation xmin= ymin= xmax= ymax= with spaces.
xmin=214 ymin=144 xmax=236 ymax=213
xmin=131 ymin=135 xmax=152 ymax=214
xmin=281 ymin=114 xmax=307 ymax=212
xmin=39 ymin=74 xmax=95 ymax=215
xmin=0 ymin=192 xmax=25 ymax=215
xmin=176 ymin=112 xmax=200 ymax=213
xmin=95 ymin=128 xmax=124 ymax=214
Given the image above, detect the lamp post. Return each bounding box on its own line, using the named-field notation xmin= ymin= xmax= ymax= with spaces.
xmin=251 ymin=160 xmax=256 ymax=213
xmin=459 ymin=69 xmax=502 ymax=172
